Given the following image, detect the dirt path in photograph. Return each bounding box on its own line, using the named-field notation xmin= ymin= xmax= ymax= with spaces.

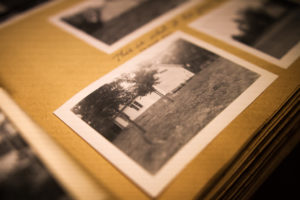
xmin=113 ymin=58 xmax=259 ymax=174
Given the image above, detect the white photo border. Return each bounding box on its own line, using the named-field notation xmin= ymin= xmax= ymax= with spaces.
xmin=189 ymin=0 xmax=300 ymax=69
xmin=49 ymin=0 xmax=200 ymax=54
xmin=54 ymin=31 xmax=277 ymax=197
xmin=0 ymin=88 xmax=109 ymax=200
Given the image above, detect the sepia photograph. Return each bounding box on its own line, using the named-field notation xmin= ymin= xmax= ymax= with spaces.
xmin=55 ymin=31 xmax=276 ymax=196
xmin=71 ymin=37 xmax=260 ymax=174
xmin=0 ymin=110 xmax=71 ymax=200
xmin=50 ymin=0 xmax=198 ymax=53
xmin=189 ymin=0 xmax=300 ymax=68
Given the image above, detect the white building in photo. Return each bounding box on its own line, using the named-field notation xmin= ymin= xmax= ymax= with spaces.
xmin=114 ymin=64 xmax=194 ymax=128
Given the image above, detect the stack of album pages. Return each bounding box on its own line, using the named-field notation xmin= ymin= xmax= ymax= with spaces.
xmin=0 ymin=0 xmax=299 ymax=199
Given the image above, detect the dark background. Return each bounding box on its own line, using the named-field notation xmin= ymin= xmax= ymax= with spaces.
xmin=251 ymin=143 xmax=299 ymax=200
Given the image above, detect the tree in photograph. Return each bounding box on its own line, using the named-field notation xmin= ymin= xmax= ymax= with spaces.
xmin=231 ymin=0 xmax=295 ymax=46
xmin=73 ymin=67 xmax=175 ymax=143
xmin=72 ymin=79 xmax=135 ymax=140
xmin=232 ymin=7 xmax=275 ymax=45
xmin=115 ymin=69 xmax=161 ymax=135
xmin=74 ymin=79 xmax=133 ymax=119
xmin=118 ymin=68 xmax=171 ymax=143
xmin=131 ymin=68 xmax=160 ymax=95
xmin=127 ymin=68 xmax=174 ymax=102
xmin=72 ymin=69 xmax=162 ymax=143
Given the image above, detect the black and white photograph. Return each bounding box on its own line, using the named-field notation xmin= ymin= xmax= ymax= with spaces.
xmin=55 ymin=31 xmax=276 ymax=196
xmin=50 ymin=0 xmax=198 ymax=53
xmin=0 ymin=0 xmax=54 ymax=27
xmin=189 ymin=0 xmax=300 ymax=68
xmin=0 ymin=110 xmax=71 ymax=200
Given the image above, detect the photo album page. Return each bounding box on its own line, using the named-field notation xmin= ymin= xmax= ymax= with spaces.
xmin=0 ymin=0 xmax=299 ymax=199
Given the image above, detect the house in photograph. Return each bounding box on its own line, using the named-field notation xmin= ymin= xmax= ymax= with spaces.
xmin=114 ymin=64 xmax=194 ymax=129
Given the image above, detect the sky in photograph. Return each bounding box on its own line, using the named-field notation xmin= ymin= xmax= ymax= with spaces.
xmin=190 ymin=0 xmax=263 ymax=39
xmin=100 ymin=0 xmax=146 ymax=22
